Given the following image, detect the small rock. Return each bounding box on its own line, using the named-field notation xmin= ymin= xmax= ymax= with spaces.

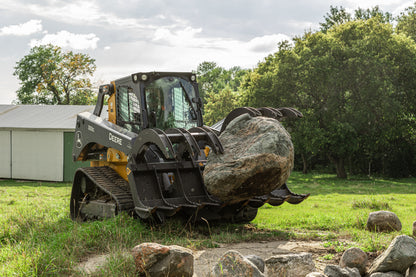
xmin=211 ymin=250 xmax=264 ymax=277
xmin=368 ymin=235 xmax=416 ymax=275
xmin=407 ymin=263 xmax=416 ymax=277
xmin=324 ymin=264 xmax=360 ymax=277
xmin=413 ymin=221 xmax=416 ymax=237
xmin=340 ymin=247 xmax=368 ymax=275
xmin=369 ymin=272 xmax=404 ymax=277
xmin=131 ymin=243 xmax=193 ymax=277
xmin=367 ymin=211 xmax=402 ymax=232
xmin=265 ymin=252 xmax=316 ymax=277
xmin=244 ymin=254 xmax=265 ymax=273
xmin=204 ymin=114 xmax=294 ymax=203
xmin=131 ymin=243 xmax=170 ymax=272
xmin=306 ymin=272 xmax=327 ymax=277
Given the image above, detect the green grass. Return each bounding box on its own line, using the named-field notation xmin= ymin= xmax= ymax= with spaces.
xmin=1 ymin=172 xmax=415 ymax=276
xmin=253 ymin=172 xmax=416 ymax=252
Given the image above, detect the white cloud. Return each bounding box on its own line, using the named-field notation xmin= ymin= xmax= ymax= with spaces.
xmin=0 ymin=19 xmax=42 ymax=36
xmin=247 ymin=34 xmax=291 ymax=52
xmin=12 ymin=0 xmax=155 ymax=30
xmin=153 ymin=27 xmax=204 ymax=47
xmin=29 ymin=30 xmax=100 ymax=50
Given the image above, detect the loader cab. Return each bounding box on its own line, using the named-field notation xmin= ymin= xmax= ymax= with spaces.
xmin=109 ymin=72 xmax=203 ymax=133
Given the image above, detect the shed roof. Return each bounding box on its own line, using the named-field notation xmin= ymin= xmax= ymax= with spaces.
xmin=0 ymin=105 xmax=96 ymax=130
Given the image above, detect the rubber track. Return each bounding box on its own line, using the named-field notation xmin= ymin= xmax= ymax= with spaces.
xmin=80 ymin=166 xmax=134 ymax=213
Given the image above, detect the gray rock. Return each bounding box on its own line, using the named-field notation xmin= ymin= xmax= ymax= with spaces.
xmin=406 ymin=263 xmax=416 ymax=277
xmin=210 ymin=250 xmax=264 ymax=277
xmin=131 ymin=243 xmax=193 ymax=277
xmin=244 ymin=254 xmax=265 ymax=273
xmin=265 ymin=252 xmax=316 ymax=277
xmin=306 ymin=272 xmax=327 ymax=277
xmin=204 ymin=114 xmax=294 ymax=203
xmin=340 ymin=247 xmax=368 ymax=275
xmin=369 ymin=272 xmax=404 ymax=277
xmin=368 ymin=235 xmax=416 ymax=275
xmin=324 ymin=264 xmax=360 ymax=277
xmin=367 ymin=211 xmax=402 ymax=232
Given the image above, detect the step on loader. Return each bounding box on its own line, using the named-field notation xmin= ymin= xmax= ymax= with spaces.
xmin=70 ymin=72 xmax=309 ymax=223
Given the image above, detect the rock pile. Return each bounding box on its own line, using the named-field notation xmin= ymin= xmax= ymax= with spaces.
xmin=203 ymin=114 xmax=294 ymax=203
xmin=131 ymin=234 xmax=416 ymax=276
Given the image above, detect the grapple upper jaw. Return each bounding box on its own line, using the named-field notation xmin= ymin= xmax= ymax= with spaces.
xmin=218 ymin=106 xmax=303 ymax=134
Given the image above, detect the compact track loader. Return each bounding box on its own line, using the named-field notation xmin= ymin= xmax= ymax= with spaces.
xmin=70 ymin=72 xmax=309 ymax=222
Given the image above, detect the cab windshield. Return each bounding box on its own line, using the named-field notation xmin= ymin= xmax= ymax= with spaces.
xmin=145 ymin=76 xmax=198 ymax=129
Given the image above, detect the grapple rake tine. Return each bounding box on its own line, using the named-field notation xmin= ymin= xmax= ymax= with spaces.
xmin=131 ymin=128 xmax=175 ymax=160
xmin=277 ymin=107 xmax=303 ymax=119
xmin=201 ymin=126 xmax=225 ymax=154
xmin=189 ymin=127 xmax=224 ymax=154
xmin=257 ymin=107 xmax=283 ymax=119
xmin=220 ymin=107 xmax=262 ymax=133
xmin=178 ymin=128 xmax=201 ymax=158
xmin=165 ymin=128 xmax=200 ymax=160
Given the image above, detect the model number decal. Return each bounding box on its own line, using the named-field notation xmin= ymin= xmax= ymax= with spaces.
xmin=109 ymin=133 xmax=122 ymax=145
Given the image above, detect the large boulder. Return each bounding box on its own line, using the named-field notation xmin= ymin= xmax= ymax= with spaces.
xmin=340 ymin=247 xmax=368 ymax=275
xmin=368 ymin=235 xmax=416 ymax=275
xmin=131 ymin=243 xmax=193 ymax=277
xmin=210 ymin=250 xmax=264 ymax=277
xmin=367 ymin=211 xmax=402 ymax=232
xmin=265 ymin=252 xmax=316 ymax=277
xmin=204 ymin=114 xmax=294 ymax=202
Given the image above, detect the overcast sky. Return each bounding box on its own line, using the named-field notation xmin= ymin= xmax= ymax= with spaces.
xmin=0 ymin=0 xmax=413 ymax=104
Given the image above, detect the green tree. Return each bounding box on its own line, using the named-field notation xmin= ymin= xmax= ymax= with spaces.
xmin=320 ymin=6 xmax=351 ymax=32
xmin=14 ymin=44 xmax=96 ymax=105
xmin=196 ymin=61 xmax=249 ymax=124
xmin=196 ymin=61 xmax=225 ymax=103
xmin=397 ymin=2 xmax=416 ymax=42
xmin=203 ymin=88 xmax=240 ymax=126
xmin=320 ymin=5 xmax=392 ymax=32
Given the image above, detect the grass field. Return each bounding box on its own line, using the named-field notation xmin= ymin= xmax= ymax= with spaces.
xmin=1 ymin=172 xmax=415 ymax=276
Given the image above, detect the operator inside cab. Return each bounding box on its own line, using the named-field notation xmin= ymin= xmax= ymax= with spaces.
xmin=144 ymin=76 xmax=198 ymax=130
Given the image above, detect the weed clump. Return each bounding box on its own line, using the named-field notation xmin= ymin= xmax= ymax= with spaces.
xmin=351 ymin=199 xmax=391 ymax=210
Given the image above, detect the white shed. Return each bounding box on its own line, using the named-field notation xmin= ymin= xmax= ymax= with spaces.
xmin=0 ymin=105 xmax=94 ymax=182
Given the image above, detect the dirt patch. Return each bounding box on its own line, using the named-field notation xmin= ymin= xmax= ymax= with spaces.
xmin=76 ymin=254 xmax=109 ymax=274
xmin=192 ymin=239 xmax=339 ymax=276
xmin=76 ymin=239 xmax=351 ymax=276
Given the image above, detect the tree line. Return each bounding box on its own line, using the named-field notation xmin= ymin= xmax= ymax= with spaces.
xmin=14 ymin=4 xmax=416 ymax=178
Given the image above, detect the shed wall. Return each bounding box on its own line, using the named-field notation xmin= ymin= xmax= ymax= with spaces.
xmin=0 ymin=131 xmax=11 ymax=178
xmin=12 ymin=131 xmax=63 ymax=181
xmin=63 ymin=132 xmax=90 ymax=182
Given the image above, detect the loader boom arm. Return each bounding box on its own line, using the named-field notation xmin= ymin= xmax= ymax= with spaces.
xmin=72 ymin=112 xmax=137 ymax=162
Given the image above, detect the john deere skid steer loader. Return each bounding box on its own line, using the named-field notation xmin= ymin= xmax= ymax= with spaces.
xmin=70 ymin=72 xmax=308 ymax=222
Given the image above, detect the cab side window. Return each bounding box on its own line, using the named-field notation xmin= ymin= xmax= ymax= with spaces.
xmin=117 ymin=86 xmax=141 ymax=132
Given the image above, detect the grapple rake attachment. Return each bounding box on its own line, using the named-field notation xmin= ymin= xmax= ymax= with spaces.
xmin=127 ymin=126 xmax=223 ymax=221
